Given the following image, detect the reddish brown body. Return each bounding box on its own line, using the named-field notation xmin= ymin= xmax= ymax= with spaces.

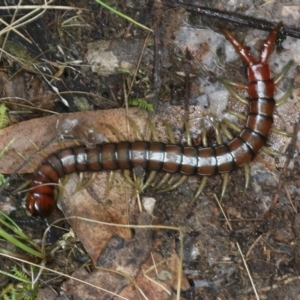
xmin=27 ymin=25 xmax=281 ymax=218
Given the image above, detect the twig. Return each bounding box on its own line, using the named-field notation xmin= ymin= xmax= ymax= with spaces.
xmin=163 ymin=1 xmax=300 ymax=38
xmin=284 ymin=184 xmax=297 ymax=213
xmin=149 ymin=1 xmax=164 ymax=112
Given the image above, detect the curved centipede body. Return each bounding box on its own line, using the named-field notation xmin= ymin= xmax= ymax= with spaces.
xmin=27 ymin=24 xmax=286 ymax=218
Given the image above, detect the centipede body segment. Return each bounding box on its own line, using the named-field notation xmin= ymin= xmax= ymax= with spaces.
xmin=27 ymin=24 xmax=288 ymax=218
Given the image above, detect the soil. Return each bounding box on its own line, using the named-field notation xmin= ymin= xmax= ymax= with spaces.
xmin=0 ymin=1 xmax=300 ymax=299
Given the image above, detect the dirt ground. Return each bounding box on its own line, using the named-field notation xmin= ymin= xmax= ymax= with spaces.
xmin=1 ymin=0 xmax=300 ymax=299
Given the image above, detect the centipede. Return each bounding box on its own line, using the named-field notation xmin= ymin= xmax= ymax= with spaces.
xmin=26 ymin=23 xmax=291 ymax=218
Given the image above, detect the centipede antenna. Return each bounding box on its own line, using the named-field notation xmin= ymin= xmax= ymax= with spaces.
xmin=243 ymin=164 xmax=250 ymax=194
xmin=262 ymin=146 xmax=282 ymax=157
xmin=224 ymin=110 xmax=247 ymax=121
xmin=220 ymin=173 xmax=229 ymax=201
xmin=17 ymin=152 xmax=38 ymax=170
xmin=126 ymin=116 xmax=142 ymax=141
xmin=157 ymin=175 xmax=188 ymax=193
xmin=153 ymin=173 xmax=172 ymax=190
xmin=222 ymin=119 xmax=242 ymax=133
xmin=274 ymin=60 xmax=293 ymax=85
xmin=103 ymin=123 xmax=126 ymax=141
xmin=271 ymin=127 xmax=295 ymax=137
xmin=275 ymin=81 xmax=294 ymax=107
xmin=191 ymin=176 xmax=208 ymax=204
xmin=219 ymin=78 xmax=249 ymax=105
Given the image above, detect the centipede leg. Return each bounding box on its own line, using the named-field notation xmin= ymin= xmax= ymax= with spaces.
xmin=224 ymin=94 xmax=295 ymax=137
xmin=152 ymin=120 xmax=177 ymax=191
xmin=201 ymin=120 xmax=207 ymax=148
xmin=127 ymin=116 xmax=143 ymax=141
xmin=220 ymin=173 xmax=229 ymax=201
xmin=212 ymin=118 xmax=230 ymax=200
xmin=221 ymin=119 xmax=250 ymax=193
xmin=147 ymin=118 xmax=159 ymax=142
xmin=191 ymin=120 xmax=209 ymax=202
xmin=222 ymin=119 xmax=242 ymax=133
xmin=274 ymin=60 xmax=293 ymax=85
xmin=221 ymin=112 xmax=295 ymax=155
xmin=103 ymin=123 xmax=126 ymax=141
xmin=157 ymin=175 xmax=188 ymax=193
xmin=219 ymin=78 xmax=248 ymax=105
xmin=224 ymin=112 xmax=284 ymax=163
xmin=271 ymin=127 xmax=295 ymax=137
xmin=222 ymin=61 xmax=293 ymax=108
xmin=163 ymin=121 xmax=176 ymax=144
xmin=140 ymin=119 xmax=159 ymax=191
xmin=220 ymin=122 xmax=234 ymax=140
xmin=105 ymin=171 xmax=115 ymax=197
xmin=17 ymin=152 xmax=38 ymax=170
xmin=28 ymin=139 xmax=49 ymax=158
xmin=191 ymin=176 xmax=208 ymax=204
xmin=123 ymin=169 xmax=145 ymax=193
xmin=262 ymin=146 xmax=281 ymax=156
xmin=224 ymin=110 xmax=246 ymax=121
xmin=153 ymin=173 xmax=172 ymax=190
xmin=211 ymin=117 xmax=222 ymax=145
xmin=184 ymin=120 xmax=192 ymax=147
xmin=107 ymin=117 xmax=147 ymax=192
xmin=157 ymin=120 xmax=193 ymax=193
xmin=72 ymin=172 xmax=97 ymax=194
xmin=243 ymin=164 xmax=250 ymax=194
xmin=124 ymin=169 xmax=138 ymax=187
xmin=275 ymin=81 xmax=294 ymax=106
xmin=140 ymin=170 xmax=157 ymax=192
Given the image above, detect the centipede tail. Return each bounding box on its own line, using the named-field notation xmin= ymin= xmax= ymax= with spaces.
xmin=27 ymin=24 xmax=283 ymax=218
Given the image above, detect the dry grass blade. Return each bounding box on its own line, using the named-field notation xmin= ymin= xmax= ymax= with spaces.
xmin=214 ymin=194 xmax=260 ymax=300
xmin=39 ymin=216 xmax=184 ymax=299
xmin=0 ymin=1 xmax=88 ymax=38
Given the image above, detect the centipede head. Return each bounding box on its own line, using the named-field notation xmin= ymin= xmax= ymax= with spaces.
xmin=26 ymin=192 xmax=56 ymax=218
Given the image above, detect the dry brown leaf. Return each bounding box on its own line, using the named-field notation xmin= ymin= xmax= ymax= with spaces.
xmin=0 ymin=71 xmax=55 ymax=113
xmin=61 ymin=213 xmax=153 ymax=300
xmin=120 ymin=239 xmax=190 ymax=299
xmin=0 ymin=108 xmax=148 ymax=173
xmin=0 ymin=108 xmax=149 ymax=262
xmin=60 ymin=172 xmax=134 ymax=263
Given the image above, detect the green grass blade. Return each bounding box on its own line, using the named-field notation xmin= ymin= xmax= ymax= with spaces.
xmin=94 ymin=0 xmax=152 ymax=32
xmin=0 ymin=228 xmax=43 ymax=258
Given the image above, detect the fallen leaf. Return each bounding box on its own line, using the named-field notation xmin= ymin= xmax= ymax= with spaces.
xmin=0 ymin=108 xmax=148 ymax=173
